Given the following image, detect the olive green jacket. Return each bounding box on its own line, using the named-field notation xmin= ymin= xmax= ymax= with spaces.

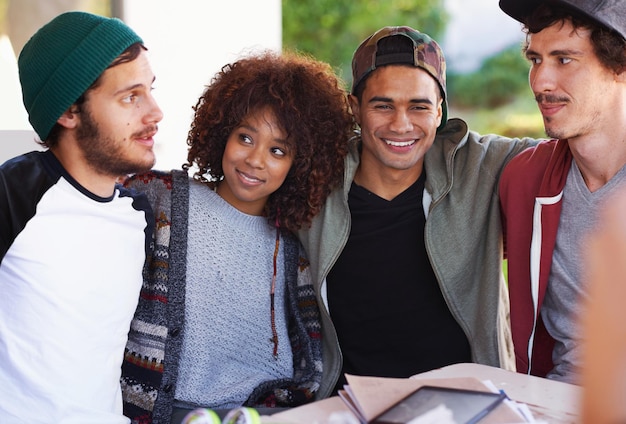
xmin=298 ymin=118 xmax=538 ymax=398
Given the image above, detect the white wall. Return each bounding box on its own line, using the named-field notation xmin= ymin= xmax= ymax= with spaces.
xmin=0 ymin=34 xmax=38 ymax=163
xmin=0 ymin=0 xmax=282 ymax=168
xmin=124 ymin=1 xmax=282 ymax=170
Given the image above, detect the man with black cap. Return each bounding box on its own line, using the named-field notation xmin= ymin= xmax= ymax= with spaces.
xmin=298 ymin=26 xmax=538 ymax=396
xmin=0 ymin=11 xmax=162 ymax=423
xmin=498 ymin=0 xmax=626 ymax=384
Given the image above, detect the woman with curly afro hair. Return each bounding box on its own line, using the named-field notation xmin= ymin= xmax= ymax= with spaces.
xmin=185 ymin=50 xmax=352 ymax=232
xmin=120 ymin=49 xmax=355 ymax=424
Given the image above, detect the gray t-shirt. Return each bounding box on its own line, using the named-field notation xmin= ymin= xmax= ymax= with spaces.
xmin=543 ymin=160 xmax=626 ymax=384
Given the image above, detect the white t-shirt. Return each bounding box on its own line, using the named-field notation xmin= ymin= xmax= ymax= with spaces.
xmin=0 ymin=176 xmax=149 ymax=424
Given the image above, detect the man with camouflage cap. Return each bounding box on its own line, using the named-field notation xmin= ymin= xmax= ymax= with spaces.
xmin=499 ymin=0 xmax=626 ymax=384
xmin=298 ymin=26 xmax=538 ymax=395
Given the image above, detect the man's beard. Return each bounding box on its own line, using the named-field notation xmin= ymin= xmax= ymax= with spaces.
xmin=76 ymin=108 xmax=156 ymax=178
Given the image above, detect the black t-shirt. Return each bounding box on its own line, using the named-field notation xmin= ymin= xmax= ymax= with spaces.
xmin=327 ymin=174 xmax=471 ymax=392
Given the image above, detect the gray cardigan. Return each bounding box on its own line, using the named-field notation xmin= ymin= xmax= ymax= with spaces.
xmin=121 ymin=170 xmax=323 ymax=424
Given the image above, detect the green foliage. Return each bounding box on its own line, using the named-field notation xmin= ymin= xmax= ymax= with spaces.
xmin=448 ymin=43 xmax=529 ymax=109
xmin=445 ymin=43 xmax=545 ymax=139
xmin=451 ymin=94 xmax=545 ymax=140
xmin=282 ymin=0 xmax=448 ymax=86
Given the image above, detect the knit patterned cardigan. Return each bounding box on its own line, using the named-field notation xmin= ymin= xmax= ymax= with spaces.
xmin=120 ymin=170 xmax=323 ymax=424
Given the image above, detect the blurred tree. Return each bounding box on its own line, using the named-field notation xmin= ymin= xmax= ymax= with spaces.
xmin=447 ymin=44 xmax=544 ymax=139
xmin=448 ymin=44 xmax=529 ymax=109
xmin=283 ymin=0 xmax=448 ymax=87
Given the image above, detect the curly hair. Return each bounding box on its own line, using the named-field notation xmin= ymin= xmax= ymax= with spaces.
xmin=184 ymin=50 xmax=354 ymax=233
xmin=522 ymin=4 xmax=626 ymax=75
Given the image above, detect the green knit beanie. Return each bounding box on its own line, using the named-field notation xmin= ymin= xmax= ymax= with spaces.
xmin=18 ymin=11 xmax=143 ymax=140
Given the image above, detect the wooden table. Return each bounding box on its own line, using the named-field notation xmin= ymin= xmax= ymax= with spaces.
xmin=265 ymin=363 xmax=582 ymax=423
xmin=416 ymin=363 xmax=581 ymax=423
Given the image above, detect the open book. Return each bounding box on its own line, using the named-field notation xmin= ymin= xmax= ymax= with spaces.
xmin=338 ymin=374 xmax=531 ymax=424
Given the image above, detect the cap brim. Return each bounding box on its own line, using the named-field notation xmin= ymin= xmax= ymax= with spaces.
xmin=499 ymin=0 xmax=543 ymax=23
xmin=499 ymin=0 xmax=621 ymax=38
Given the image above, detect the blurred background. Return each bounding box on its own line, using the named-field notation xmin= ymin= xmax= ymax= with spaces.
xmin=0 ymin=0 xmax=545 ymax=169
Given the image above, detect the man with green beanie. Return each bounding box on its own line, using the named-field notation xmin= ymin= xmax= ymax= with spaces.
xmin=0 ymin=11 xmax=163 ymax=423
xmin=297 ymin=26 xmax=539 ymax=396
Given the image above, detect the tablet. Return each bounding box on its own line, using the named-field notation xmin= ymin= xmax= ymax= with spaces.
xmin=371 ymin=385 xmax=507 ymax=424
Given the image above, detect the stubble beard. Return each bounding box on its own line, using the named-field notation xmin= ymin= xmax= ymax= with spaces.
xmin=76 ymin=108 xmax=156 ymax=177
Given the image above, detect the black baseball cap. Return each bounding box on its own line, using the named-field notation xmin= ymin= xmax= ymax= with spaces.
xmin=499 ymin=0 xmax=626 ymax=40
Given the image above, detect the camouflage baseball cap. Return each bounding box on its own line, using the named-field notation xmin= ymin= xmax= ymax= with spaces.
xmin=351 ymin=26 xmax=447 ymax=130
xmin=499 ymin=0 xmax=626 ymax=41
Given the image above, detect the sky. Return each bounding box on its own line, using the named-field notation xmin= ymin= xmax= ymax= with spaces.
xmin=442 ymin=0 xmax=525 ymax=72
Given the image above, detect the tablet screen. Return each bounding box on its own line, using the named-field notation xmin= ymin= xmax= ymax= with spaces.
xmin=372 ymin=385 xmax=507 ymax=424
